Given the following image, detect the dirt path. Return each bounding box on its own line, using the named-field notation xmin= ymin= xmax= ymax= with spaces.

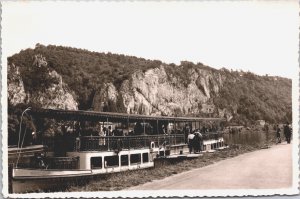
xmin=129 ymin=143 xmax=292 ymax=190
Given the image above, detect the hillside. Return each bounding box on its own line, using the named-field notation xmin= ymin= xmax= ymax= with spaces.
xmin=7 ymin=44 xmax=292 ymax=140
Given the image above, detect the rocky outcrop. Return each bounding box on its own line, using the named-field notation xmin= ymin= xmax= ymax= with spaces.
xmin=28 ymin=70 xmax=78 ymax=110
xmin=8 ymin=64 xmax=27 ymax=105
xmin=92 ymin=65 xmax=224 ymax=116
xmin=8 ymin=55 xmax=78 ymax=110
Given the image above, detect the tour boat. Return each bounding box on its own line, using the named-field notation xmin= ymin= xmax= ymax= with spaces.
xmin=9 ymin=108 xmax=226 ymax=193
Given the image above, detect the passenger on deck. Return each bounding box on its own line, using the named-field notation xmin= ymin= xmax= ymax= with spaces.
xmin=35 ymin=153 xmax=47 ymax=169
xmin=103 ymin=127 xmax=107 ymax=135
xmin=188 ymin=132 xmax=195 ymax=154
xmin=134 ymin=122 xmax=143 ymax=135
xmin=114 ymin=128 xmax=123 ymax=136
xmin=108 ymin=126 xmax=113 ymax=136
xmin=32 ymin=131 xmax=37 ymax=145
xmin=212 ymin=126 xmax=216 ymax=132
xmin=162 ymin=124 xmax=167 ymax=135
xmin=201 ymin=126 xmax=207 ymax=134
xmin=98 ymin=125 xmax=106 ymax=145
xmin=184 ymin=124 xmax=190 ymax=143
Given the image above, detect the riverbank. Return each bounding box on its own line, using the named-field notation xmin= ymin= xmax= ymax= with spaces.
xmin=129 ymin=143 xmax=292 ymax=190
xmin=66 ymin=142 xmax=273 ymax=192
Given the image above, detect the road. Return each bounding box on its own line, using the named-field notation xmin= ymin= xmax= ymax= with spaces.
xmin=130 ymin=143 xmax=292 ymax=190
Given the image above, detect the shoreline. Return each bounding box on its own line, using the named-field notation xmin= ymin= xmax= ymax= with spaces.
xmin=65 ymin=142 xmax=274 ymax=192
xmin=128 ymin=143 xmax=292 ymax=190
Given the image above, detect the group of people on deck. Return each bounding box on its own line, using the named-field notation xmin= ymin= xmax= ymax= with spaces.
xmin=187 ymin=130 xmax=203 ymax=154
xmin=275 ymin=123 xmax=292 ymax=144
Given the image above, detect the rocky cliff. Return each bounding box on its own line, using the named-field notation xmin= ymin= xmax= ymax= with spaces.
xmin=8 ymin=63 xmax=27 ymax=105
xmin=8 ymin=54 xmax=78 ymax=110
xmin=92 ymin=65 xmax=224 ymax=117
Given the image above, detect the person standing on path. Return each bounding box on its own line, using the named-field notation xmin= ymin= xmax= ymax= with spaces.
xmin=276 ymin=125 xmax=281 ymax=144
xmin=284 ymin=123 xmax=292 ymax=144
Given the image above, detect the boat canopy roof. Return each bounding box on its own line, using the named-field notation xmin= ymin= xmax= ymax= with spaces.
xmin=29 ymin=108 xmax=225 ymax=123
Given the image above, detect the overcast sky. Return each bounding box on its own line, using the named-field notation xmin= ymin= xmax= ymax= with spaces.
xmin=2 ymin=0 xmax=298 ymax=78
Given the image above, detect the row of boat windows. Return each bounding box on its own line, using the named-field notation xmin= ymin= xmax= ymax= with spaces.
xmin=91 ymin=153 xmax=149 ymax=169
xmin=202 ymin=141 xmax=224 ymax=151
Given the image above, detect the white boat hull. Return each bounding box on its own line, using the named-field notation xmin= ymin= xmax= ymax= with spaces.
xmin=11 ymin=140 xmax=224 ymax=193
xmin=13 ymin=168 xmax=92 ymax=180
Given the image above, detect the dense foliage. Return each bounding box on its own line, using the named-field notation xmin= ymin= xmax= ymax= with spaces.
xmin=8 ymin=44 xmax=292 ymax=127
xmin=214 ymin=70 xmax=291 ymax=125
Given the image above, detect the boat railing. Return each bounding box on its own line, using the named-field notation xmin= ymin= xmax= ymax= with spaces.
xmin=73 ymin=134 xmax=181 ymax=152
xmin=66 ymin=132 xmax=223 ymax=152
xmin=201 ymin=131 xmax=223 ymax=140
xmin=39 ymin=131 xmax=223 ymax=152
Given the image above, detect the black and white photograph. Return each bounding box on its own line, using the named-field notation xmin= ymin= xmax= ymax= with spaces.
xmin=1 ymin=0 xmax=299 ymax=198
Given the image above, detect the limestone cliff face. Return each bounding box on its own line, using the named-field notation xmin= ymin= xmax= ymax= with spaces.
xmin=92 ymin=83 xmax=118 ymax=111
xmin=92 ymin=65 xmax=225 ymax=117
xmin=28 ymin=70 xmax=78 ymax=110
xmin=8 ymin=55 xmax=78 ymax=110
xmin=8 ymin=64 xmax=27 ymax=105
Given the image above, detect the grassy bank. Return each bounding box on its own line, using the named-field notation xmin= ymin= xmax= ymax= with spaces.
xmin=65 ymin=142 xmax=269 ymax=192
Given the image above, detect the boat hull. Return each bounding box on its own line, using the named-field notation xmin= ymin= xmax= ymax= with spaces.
xmin=12 ymin=173 xmax=92 ymax=193
xmin=12 ymin=164 xmax=154 ymax=193
xmin=13 ymin=168 xmax=92 ymax=180
xmin=10 ymin=140 xmax=225 ymax=193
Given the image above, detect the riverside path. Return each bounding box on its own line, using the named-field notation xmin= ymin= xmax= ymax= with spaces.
xmin=130 ymin=143 xmax=292 ymax=190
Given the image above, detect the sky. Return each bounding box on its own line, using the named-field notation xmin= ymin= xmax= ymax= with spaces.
xmin=1 ymin=0 xmax=299 ymax=78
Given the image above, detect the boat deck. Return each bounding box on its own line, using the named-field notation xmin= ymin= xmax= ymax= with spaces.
xmin=8 ymin=145 xmax=45 ymax=155
xmin=165 ymin=153 xmax=203 ymax=159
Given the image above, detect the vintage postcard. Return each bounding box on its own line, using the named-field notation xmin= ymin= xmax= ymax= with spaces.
xmin=1 ymin=0 xmax=299 ymax=198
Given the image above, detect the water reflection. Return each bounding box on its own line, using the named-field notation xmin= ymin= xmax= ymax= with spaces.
xmin=223 ymin=130 xmax=270 ymax=146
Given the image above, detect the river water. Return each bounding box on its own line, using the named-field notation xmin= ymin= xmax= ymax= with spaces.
xmin=223 ymin=129 xmax=276 ymax=146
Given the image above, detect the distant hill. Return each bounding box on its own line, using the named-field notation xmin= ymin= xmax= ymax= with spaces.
xmin=8 ymin=44 xmax=292 ymax=130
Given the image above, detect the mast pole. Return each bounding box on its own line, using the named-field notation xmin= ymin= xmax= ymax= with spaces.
xmin=107 ymin=117 xmax=109 ymax=151
xmin=174 ymin=119 xmax=176 ymax=145
xmin=127 ymin=116 xmax=129 ymax=149
xmin=157 ymin=119 xmax=159 ymax=147
xmin=143 ymin=119 xmax=146 ymax=148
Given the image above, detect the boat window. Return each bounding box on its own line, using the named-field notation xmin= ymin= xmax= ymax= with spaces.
xmin=142 ymin=153 xmax=149 ymax=163
xmin=91 ymin=157 xmax=102 ymax=169
xmin=121 ymin=155 xmax=129 ymax=166
xmin=159 ymin=151 xmax=165 ymax=156
xmin=104 ymin=155 xmax=119 ymax=167
xmin=130 ymin=154 xmax=141 ymax=164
